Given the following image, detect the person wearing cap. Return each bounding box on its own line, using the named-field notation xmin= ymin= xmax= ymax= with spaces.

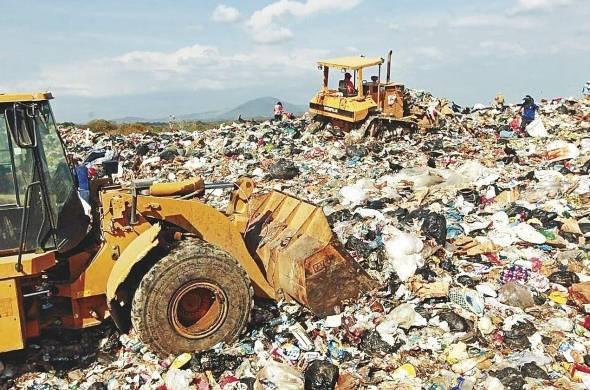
xmin=343 ymin=72 xmax=355 ymax=96
xmin=518 ymin=95 xmax=539 ymax=131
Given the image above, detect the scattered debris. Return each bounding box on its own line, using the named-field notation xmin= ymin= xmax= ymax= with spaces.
xmin=6 ymin=90 xmax=590 ymax=388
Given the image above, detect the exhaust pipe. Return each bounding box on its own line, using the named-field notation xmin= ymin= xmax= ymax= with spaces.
xmin=386 ymin=50 xmax=392 ymax=83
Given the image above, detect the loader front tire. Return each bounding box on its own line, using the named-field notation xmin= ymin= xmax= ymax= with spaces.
xmin=131 ymin=240 xmax=253 ymax=356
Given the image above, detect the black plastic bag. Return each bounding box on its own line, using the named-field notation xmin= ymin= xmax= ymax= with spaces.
xmin=521 ymin=362 xmax=549 ymax=380
xmin=548 ymin=271 xmax=580 ymax=287
xmin=421 ymin=212 xmax=447 ymax=244
xmin=345 ymin=236 xmax=373 ymax=258
xmin=159 ymin=148 xmax=179 ymax=161
xmin=404 ymin=208 xmax=429 ymax=224
xmin=495 ymin=367 xmax=526 ymax=390
xmin=505 ymin=204 xmax=532 ymax=220
xmin=456 ymin=275 xmax=477 ymax=288
xmin=366 ymin=198 xmax=392 ymax=210
xmin=268 ymin=159 xmax=300 ymax=179
xmin=192 ymin=351 xmax=240 ymax=377
xmin=503 ymin=320 xmax=536 ymax=350
xmin=530 ymin=209 xmax=558 ymax=225
xmin=389 ymin=161 xmax=403 ymax=172
xmin=345 ymin=145 xmax=369 ymax=158
xmin=371 ymin=143 xmax=384 ymax=154
xmin=359 ymin=331 xmax=403 ymax=354
xmin=388 ymin=207 xmax=408 ymax=220
xmin=304 ymin=360 xmax=339 ymax=390
xmin=327 ymin=209 xmax=353 ymax=226
xmin=439 ymin=311 xmax=471 ymax=332
xmin=416 ymin=267 xmax=437 ymax=283
xmin=457 ymin=188 xmax=480 ymax=205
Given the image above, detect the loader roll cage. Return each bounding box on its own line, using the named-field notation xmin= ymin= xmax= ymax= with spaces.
xmin=0 ymin=100 xmax=88 ymax=267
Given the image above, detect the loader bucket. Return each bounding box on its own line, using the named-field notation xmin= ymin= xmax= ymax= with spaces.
xmin=244 ymin=191 xmax=377 ymax=316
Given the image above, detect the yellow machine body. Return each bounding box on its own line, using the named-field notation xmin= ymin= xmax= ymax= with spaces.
xmin=309 ymin=56 xmax=382 ymax=126
xmin=0 ymin=93 xmax=374 ymax=354
xmin=309 ymin=53 xmax=409 ymax=131
xmin=0 ymin=253 xmax=58 ymax=352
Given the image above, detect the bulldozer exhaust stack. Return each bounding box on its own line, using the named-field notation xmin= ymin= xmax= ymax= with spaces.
xmin=386 ymin=49 xmax=392 ymax=83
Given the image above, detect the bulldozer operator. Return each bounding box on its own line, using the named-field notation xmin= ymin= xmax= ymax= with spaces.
xmin=342 ymin=72 xmax=356 ymax=96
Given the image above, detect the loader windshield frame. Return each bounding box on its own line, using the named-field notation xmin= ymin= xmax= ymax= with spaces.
xmin=0 ymin=100 xmax=76 ymax=258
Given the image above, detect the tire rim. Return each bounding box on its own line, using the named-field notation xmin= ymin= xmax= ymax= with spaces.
xmin=168 ymin=281 xmax=228 ymax=339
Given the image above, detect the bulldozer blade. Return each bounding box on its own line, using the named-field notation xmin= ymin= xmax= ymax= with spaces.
xmin=244 ymin=191 xmax=377 ymax=316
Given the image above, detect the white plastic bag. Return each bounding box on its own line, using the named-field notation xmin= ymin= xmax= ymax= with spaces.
xmin=254 ymin=360 xmax=304 ymax=390
xmin=526 ymin=118 xmax=548 ymax=138
xmin=339 ymin=185 xmax=367 ymax=206
xmin=339 ymin=179 xmax=374 ymax=206
xmin=383 ymin=227 xmax=424 ymax=281
xmin=513 ymin=223 xmax=546 ymax=244
xmin=165 ymin=368 xmax=195 ymax=390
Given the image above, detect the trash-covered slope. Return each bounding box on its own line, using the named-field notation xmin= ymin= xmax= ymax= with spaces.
xmin=4 ymin=92 xmax=590 ymax=389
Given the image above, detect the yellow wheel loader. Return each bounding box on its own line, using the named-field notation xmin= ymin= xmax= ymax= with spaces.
xmin=0 ymin=92 xmax=375 ymax=356
xmin=309 ymin=50 xmax=417 ymax=136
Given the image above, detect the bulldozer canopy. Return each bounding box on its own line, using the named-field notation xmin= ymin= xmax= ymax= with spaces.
xmin=317 ymin=56 xmax=383 ymax=70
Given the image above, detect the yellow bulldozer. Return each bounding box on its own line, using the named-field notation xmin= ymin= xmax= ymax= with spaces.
xmin=0 ymin=92 xmax=375 ymax=356
xmin=309 ymin=50 xmax=417 ymax=136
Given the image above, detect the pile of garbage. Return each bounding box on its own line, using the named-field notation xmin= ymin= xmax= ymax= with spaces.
xmin=4 ymin=92 xmax=590 ymax=389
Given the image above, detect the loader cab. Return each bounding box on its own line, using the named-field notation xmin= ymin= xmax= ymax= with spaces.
xmin=0 ymin=93 xmax=89 ymax=257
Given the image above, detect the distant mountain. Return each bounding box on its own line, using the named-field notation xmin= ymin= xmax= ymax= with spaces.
xmin=113 ymin=111 xmax=219 ymax=123
xmin=214 ymin=97 xmax=307 ymax=120
xmin=113 ymin=116 xmax=154 ymax=123
xmin=112 ymin=97 xmax=307 ymax=123
xmin=175 ymin=110 xmax=220 ymax=121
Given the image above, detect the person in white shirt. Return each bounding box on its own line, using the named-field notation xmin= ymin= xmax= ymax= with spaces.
xmin=273 ymin=101 xmax=284 ymax=121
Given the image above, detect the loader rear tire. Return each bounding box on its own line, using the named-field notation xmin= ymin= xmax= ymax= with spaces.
xmin=131 ymin=239 xmax=253 ymax=356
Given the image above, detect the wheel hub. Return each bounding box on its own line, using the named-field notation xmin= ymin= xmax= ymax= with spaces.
xmin=168 ymin=281 xmax=228 ymax=339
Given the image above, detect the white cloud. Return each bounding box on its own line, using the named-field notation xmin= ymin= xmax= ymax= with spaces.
xmin=115 ymin=45 xmax=220 ymax=73
xmin=387 ymin=23 xmax=401 ymax=31
xmin=414 ymin=46 xmax=445 ymax=61
xmin=186 ymin=24 xmax=204 ymax=31
xmin=212 ymin=4 xmax=240 ymax=23
xmin=12 ymin=44 xmax=328 ymax=97
xmin=476 ymin=41 xmax=527 ymax=57
xmin=247 ymin=0 xmax=361 ymax=44
xmin=450 ymin=14 xmax=535 ymax=29
xmin=389 ymin=46 xmax=448 ymax=73
xmin=250 ymin=25 xmax=293 ymax=44
xmin=548 ymin=37 xmax=590 ymax=54
xmin=508 ymin=0 xmax=576 ymax=15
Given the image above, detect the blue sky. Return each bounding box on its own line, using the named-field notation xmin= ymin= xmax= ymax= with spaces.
xmin=2 ymin=0 xmax=589 ymax=122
